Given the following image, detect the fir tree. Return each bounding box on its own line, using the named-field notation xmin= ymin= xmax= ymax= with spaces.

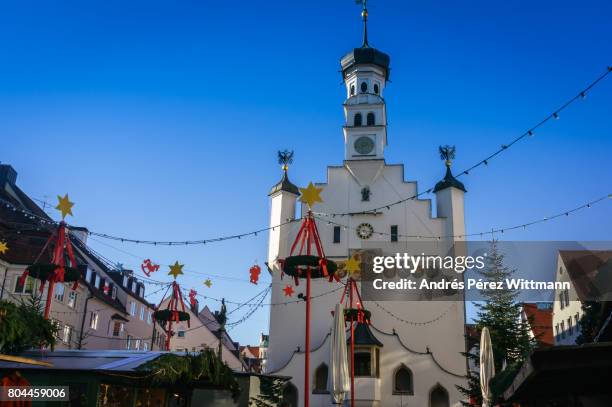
xmin=576 ymin=301 xmax=604 ymax=344
xmin=457 ymin=240 xmax=535 ymax=406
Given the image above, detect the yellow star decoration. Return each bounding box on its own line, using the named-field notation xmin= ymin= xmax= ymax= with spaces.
xmin=0 ymin=241 xmax=8 ymax=255
xmin=204 ymin=279 xmax=212 ymax=288
xmin=344 ymin=256 xmax=361 ymax=275
xmin=168 ymin=261 xmax=184 ymax=279
xmin=55 ymin=194 xmax=75 ymax=219
xmin=299 ymin=182 xmax=323 ymax=209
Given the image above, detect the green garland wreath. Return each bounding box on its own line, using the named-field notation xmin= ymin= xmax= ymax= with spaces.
xmin=154 ymin=309 xmax=190 ymax=322
xmin=282 ymin=255 xmax=337 ymax=279
xmin=344 ymin=308 xmax=371 ymax=322
xmin=26 ymin=264 xmax=81 ymax=283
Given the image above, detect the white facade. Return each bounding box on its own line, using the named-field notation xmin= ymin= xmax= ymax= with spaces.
xmin=552 ymin=253 xmax=582 ymax=345
xmin=266 ymin=35 xmax=467 ymax=407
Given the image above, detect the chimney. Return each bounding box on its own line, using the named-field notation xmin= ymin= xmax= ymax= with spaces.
xmin=70 ymin=226 xmax=89 ymax=245
xmin=0 ymin=164 xmax=17 ymax=187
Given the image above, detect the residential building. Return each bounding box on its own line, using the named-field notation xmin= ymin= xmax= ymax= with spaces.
xmin=553 ymin=250 xmax=612 ymax=345
xmin=520 ymin=302 xmax=554 ymax=347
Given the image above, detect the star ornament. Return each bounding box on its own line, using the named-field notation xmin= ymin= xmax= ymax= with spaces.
xmin=168 ymin=261 xmax=184 ymax=279
xmin=55 ymin=194 xmax=75 ymax=219
xmin=204 ymin=279 xmax=212 ymax=288
xmin=283 ymin=285 xmax=295 ymax=297
xmin=299 ymin=182 xmax=323 ymax=209
xmin=0 ymin=241 xmax=8 ymax=255
xmin=344 ymin=256 xmax=361 ymax=275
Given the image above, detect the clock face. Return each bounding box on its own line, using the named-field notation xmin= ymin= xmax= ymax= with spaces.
xmin=356 ymin=223 xmax=374 ymax=240
xmin=354 ymin=136 xmax=375 ymax=155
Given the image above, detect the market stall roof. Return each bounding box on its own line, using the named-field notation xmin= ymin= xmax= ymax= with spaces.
xmin=504 ymin=342 xmax=612 ymax=402
xmin=0 ymin=350 xmax=167 ymax=372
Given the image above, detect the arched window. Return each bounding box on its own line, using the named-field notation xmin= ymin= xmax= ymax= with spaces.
xmin=367 ymin=112 xmax=375 ymax=126
xmin=360 ymin=81 xmax=368 ymax=93
xmin=313 ymin=363 xmax=329 ymax=393
xmin=430 ymin=384 xmax=449 ymax=407
xmin=350 ymin=84 xmax=355 ymax=96
xmin=354 ymin=113 xmax=363 ymax=127
xmin=393 ymin=365 xmax=413 ymax=395
xmin=374 ymin=83 xmax=380 ymax=94
xmin=282 ymin=383 xmax=298 ymax=407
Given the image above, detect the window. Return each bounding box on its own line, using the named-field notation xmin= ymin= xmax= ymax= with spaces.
xmin=354 ymin=113 xmax=362 ymax=127
xmin=575 ymin=313 xmax=580 ymax=327
xmin=14 ymin=276 xmax=35 ymax=294
xmin=143 ymin=342 xmax=149 ymax=351
xmin=560 ymin=321 xmax=565 ymax=339
xmin=130 ymin=302 xmax=136 ymax=316
xmin=140 ymin=306 xmax=145 ymax=320
xmin=135 ymin=339 xmax=141 ymax=350
xmin=112 ymin=286 xmax=117 ymax=299
xmin=147 ymin=311 xmax=153 ymax=324
xmin=354 ymin=351 xmax=371 ymax=377
xmin=89 ymin=312 xmax=99 ymax=330
xmin=62 ymin=325 xmax=73 ymax=345
xmin=54 ymin=284 xmax=65 ymax=302
xmin=374 ymin=83 xmax=379 ymax=94
xmin=568 ymin=317 xmax=573 ymax=335
xmin=313 ymin=364 xmax=328 ymax=393
xmin=559 ymin=293 xmax=564 ymax=310
xmin=67 ymin=291 xmax=77 ymax=308
xmin=333 ymin=226 xmax=341 ymax=244
xmin=366 ymin=112 xmax=375 ymax=126
xmin=564 ymin=289 xmax=570 ymax=306
xmin=178 ymin=330 xmax=185 ymax=338
xmin=559 ymin=266 xmax=563 ymax=274
xmin=393 ymin=365 xmax=413 ymax=395
xmin=94 ymin=274 xmax=100 ymax=289
xmin=350 ymin=84 xmax=355 ymax=95
xmin=430 ymin=385 xmax=450 ymax=407
xmin=85 ymin=267 xmax=92 ymax=282
xmin=360 ymin=81 xmax=368 ymax=93
xmin=126 ymin=335 xmax=132 ymax=350
xmin=112 ymin=321 xmax=123 ymax=337
xmin=390 ymin=225 xmax=398 ymax=242
xmin=555 ymin=324 xmax=560 ymax=340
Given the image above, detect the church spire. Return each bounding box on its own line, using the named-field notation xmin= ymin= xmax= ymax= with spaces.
xmin=357 ymin=0 xmax=369 ymax=48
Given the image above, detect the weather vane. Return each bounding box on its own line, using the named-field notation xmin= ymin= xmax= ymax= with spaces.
xmin=277 ymin=150 xmax=294 ymax=172
xmin=438 ymin=145 xmax=456 ymax=167
xmin=355 ymin=0 xmax=369 ymax=47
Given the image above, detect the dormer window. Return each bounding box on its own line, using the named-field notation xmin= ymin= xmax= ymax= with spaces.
xmin=360 ymin=82 xmax=368 ymax=93
xmin=354 ymin=113 xmax=363 ymax=127
xmin=367 ymin=112 xmax=375 ymax=126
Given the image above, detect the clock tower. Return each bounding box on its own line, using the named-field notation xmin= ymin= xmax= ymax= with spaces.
xmin=341 ymin=2 xmax=390 ymax=161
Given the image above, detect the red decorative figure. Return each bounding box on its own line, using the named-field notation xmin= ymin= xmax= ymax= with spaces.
xmin=141 ymin=259 xmax=160 ymax=277
xmin=283 ymin=285 xmax=295 ymax=297
xmin=189 ymin=289 xmax=197 ymax=308
xmin=103 ymin=283 xmax=110 ymax=295
xmin=249 ymin=264 xmax=261 ymax=285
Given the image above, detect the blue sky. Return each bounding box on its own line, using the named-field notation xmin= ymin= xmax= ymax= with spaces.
xmin=1 ymin=1 xmax=611 ymax=344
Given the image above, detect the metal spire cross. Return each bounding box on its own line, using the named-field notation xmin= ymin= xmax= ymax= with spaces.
xmin=355 ymin=0 xmax=369 ymax=47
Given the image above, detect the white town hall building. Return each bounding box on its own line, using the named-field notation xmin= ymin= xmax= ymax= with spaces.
xmin=265 ymin=7 xmax=468 ymax=407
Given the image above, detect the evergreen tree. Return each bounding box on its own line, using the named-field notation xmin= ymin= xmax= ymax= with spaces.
xmin=576 ymin=301 xmax=604 ymax=344
xmin=0 ymin=296 xmax=58 ymax=354
xmin=457 ymin=240 xmax=535 ymax=406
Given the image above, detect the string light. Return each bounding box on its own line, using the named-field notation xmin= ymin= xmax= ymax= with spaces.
xmin=315 ymin=67 xmax=611 ymax=217
xmin=315 ymin=193 xmax=610 ymax=240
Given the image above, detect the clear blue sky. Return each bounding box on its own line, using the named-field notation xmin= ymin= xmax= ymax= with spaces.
xmin=1 ymin=1 xmax=611 ymax=345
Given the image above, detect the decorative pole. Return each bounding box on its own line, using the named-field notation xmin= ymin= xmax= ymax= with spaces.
xmin=153 ymin=261 xmax=190 ymax=350
xmin=339 ymin=256 xmax=368 ymax=407
xmin=278 ymin=182 xmax=338 ymax=407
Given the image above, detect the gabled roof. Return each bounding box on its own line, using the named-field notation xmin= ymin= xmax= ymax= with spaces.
xmin=522 ymin=303 xmax=554 ymax=347
xmin=559 ymin=250 xmax=612 ymax=300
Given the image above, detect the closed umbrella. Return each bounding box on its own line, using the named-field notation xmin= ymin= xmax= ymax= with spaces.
xmin=480 ymin=327 xmax=495 ymax=407
xmin=331 ymin=303 xmax=350 ymax=404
